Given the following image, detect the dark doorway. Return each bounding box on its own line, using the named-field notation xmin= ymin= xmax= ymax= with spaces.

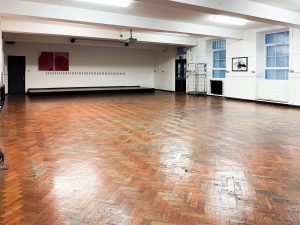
xmin=175 ymin=59 xmax=186 ymax=93
xmin=8 ymin=56 xmax=26 ymax=95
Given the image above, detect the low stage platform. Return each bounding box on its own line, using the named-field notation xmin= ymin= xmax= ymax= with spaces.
xmin=27 ymin=86 xmax=155 ymax=96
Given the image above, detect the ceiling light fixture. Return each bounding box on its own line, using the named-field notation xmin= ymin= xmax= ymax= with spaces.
xmin=212 ymin=15 xmax=248 ymax=26
xmin=77 ymin=0 xmax=133 ymax=7
xmin=161 ymin=32 xmax=190 ymax=37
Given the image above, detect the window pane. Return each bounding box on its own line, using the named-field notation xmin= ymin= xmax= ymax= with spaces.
xmin=213 ymin=50 xmax=226 ymax=68
xmin=213 ymin=60 xmax=220 ymax=68
xmin=266 ymin=31 xmax=289 ymax=44
xmin=266 ymin=69 xmax=275 ymax=79
xmin=276 ymin=32 xmax=284 ymax=43
xmin=220 ymin=60 xmax=226 ymax=68
xmin=266 ymin=33 xmax=275 ymax=44
xmin=267 ymin=46 xmax=275 ymax=56
xmin=216 ymin=41 xmax=220 ymax=49
xmin=213 ymin=40 xmax=226 ymax=50
xmin=213 ymin=41 xmax=218 ymax=49
xmin=213 ymin=70 xmax=226 ymax=78
xmin=276 ymin=45 xmax=289 ymax=57
xmin=281 ymin=45 xmax=289 ymax=56
xmin=285 ymin=31 xmax=289 ymax=42
xmin=220 ymin=50 xmax=226 ymax=59
xmin=275 ymin=45 xmax=282 ymax=56
xmin=276 ymin=69 xmax=288 ymax=80
xmin=276 ymin=56 xmax=288 ymax=67
xmin=284 ymin=45 xmax=289 ymax=56
xmin=213 ymin=51 xmax=220 ymax=59
xmin=276 ymin=31 xmax=289 ymax=44
xmin=266 ymin=57 xmax=276 ymax=67
xmin=213 ymin=50 xmax=226 ymax=60
xmin=213 ymin=41 xmax=217 ymax=49
xmin=220 ymin=40 xmax=226 ymax=49
xmin=266 ymin=69 xmax=288 ymax=80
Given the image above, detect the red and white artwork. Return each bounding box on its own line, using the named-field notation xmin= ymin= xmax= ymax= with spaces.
xmin=55 ymin=52 xmax=69 ymax=71
xmin=39 ymin=52 xmax=54 ymax=71
xmin=39 ymin=52 xmax=69 ymax=71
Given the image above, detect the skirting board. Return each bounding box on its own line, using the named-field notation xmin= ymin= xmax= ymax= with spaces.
xmin=207 ymin=94 xmax=300 ymax=108
xmin=155 ymin=89 xmax=174 ymax=93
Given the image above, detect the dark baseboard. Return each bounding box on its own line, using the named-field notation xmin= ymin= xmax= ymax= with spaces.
xmin=27 ymin=86 xmax=155 ymax=97
xmin=155 ymin=89 xmax=174 ymax=93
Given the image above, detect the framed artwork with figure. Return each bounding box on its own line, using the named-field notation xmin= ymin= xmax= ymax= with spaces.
xmin=232 ymin=57 xmax=248 ymax=72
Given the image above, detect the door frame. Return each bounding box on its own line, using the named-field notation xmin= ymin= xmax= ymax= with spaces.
xmin=175 ymin=59 xmax=187 ymax=93
xmin=8 ymin=56 xmax=26 ymax=95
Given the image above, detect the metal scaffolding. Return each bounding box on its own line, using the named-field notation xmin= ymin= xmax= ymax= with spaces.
xmin=187 ymin=63 xmax=207 ymax=96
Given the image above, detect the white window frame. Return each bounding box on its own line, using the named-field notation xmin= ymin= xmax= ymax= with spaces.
xmin=265 ymin=31 xmax=289 ymax=80
xmin=212 ymin=40 xmax=226 ymax=79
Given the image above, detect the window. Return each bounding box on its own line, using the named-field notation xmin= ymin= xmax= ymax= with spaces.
xmin=265 ymin=31 xmax=289 ymax=80
xmin=212 ymin=40 xmax=226 ymax=78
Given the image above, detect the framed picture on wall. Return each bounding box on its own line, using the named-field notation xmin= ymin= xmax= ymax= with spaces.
xmin=232 ymin=57 xmax=248 ymax=72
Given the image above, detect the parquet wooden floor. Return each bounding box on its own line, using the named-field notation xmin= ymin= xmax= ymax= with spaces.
xmin=1 ymin=92 xmax=300 ymax=225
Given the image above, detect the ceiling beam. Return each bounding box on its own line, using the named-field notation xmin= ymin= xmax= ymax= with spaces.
xmin=161 ymin=0 xmax=300 ymax=28
xmin=3 ymin=33 xmax=170 ymax=51
xmin=0 ymin=0 xmax=243 ymax=39
xmin=1 ymin=18 xmax=200 ymax=46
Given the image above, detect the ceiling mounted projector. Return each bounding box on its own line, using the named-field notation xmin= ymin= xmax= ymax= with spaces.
xmin=124 ymin=29 xmax=138 ymax=46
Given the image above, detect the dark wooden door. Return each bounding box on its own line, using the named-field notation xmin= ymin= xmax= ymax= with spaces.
xmin=175 ymin=59 xmax=186 ymax=93
xmin=8 ymin=56 xmax=26 ymax=95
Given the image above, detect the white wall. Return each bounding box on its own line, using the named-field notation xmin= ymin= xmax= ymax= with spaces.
xmin=4 ymin=42 xmax=157 ymax=93
xmin=189 ymin=27 xmax=300 ymax=106
xmin=225 ymin=30 xmax=257 ymax=100
xmin=199 ymin=32 xmax=257 ymax=100
xmin=255 ymin=28 xmax=290 ymax=103
xmin=154 ymin=47 xmax=177 ymax=91
xmin=289 ymin=28 xmax=300 ymax=105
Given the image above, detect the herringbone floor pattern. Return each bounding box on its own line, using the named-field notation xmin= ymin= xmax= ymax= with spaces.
xmin=1 ymin=92 xmax=300 ymax=225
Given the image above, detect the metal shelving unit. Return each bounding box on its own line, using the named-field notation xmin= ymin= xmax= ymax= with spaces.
xmin=187 ymin=63 xmax=207 ymax=96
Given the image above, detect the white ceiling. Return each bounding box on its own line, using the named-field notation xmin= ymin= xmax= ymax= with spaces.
xmin=249 ymin=0 xmax=300 ymax=12
xmin=21 ymin=0 xmax=270 ymax=30
xmin=1 ymin=0 xmax=298 ymax=46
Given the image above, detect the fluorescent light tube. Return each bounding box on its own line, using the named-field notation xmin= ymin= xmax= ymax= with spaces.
xmin=161 ymin=32 xmax=190 ymax=37
xmin=212 ymin=15 xmax=248 ymax=26
xmin=77 ymin=0 xmax=133 ymax=7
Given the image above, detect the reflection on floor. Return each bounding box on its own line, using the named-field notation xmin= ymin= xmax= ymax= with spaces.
xmin=0 ymin=92 xmax=300 ymax=225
